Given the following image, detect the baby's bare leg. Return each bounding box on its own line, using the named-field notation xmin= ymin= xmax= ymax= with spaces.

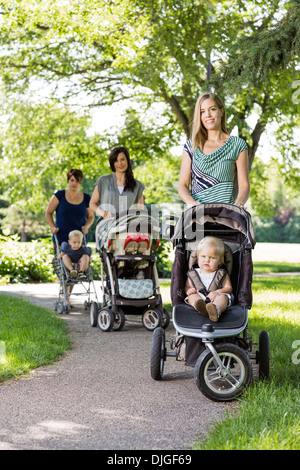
xmin=78 ymin=254 xmax=90 ymax=272
xmin=213 ymin=294 xmax=229 ymax=314
xmin=62 ymin=254 xmax=74 ymax=271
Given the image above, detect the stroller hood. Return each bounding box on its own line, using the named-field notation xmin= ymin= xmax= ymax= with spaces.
xmin=171 ymin=203 xmax=256 ymax=251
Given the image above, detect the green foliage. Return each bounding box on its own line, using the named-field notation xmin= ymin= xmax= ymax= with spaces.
xmin=252 ymin=215 xmax=300 ymax=243
xmin=0 ymin=233 xmax=56 ymax=283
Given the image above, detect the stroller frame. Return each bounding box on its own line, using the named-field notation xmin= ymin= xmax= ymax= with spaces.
xmin=90 ymin=211 xmax=170 ymax=332
xmin=151 ymin=203 xmax=270 ymax=402
xmin=52 ymin=234 xmax=99 ymax=314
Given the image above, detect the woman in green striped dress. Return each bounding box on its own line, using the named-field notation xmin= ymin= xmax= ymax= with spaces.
xmin=178 ymin=93 xmax=250 ymax=208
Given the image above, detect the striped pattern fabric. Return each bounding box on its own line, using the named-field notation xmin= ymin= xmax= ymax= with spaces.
xmin=184 ymin=136 xmax=248 ymax=204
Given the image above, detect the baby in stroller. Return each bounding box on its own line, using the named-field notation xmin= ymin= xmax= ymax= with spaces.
xmin=185 ymin=236 xmax=232 ymax=322
xmin=59 ymin=230 xmax=92 ymax=280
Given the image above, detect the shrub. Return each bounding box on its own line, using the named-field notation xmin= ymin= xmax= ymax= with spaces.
xmin=0 ymin=233 xmax=56 ymax=283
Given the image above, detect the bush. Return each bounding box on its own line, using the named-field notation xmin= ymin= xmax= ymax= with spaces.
xmin=252 ymin=216 xmax=300 ymax=243
xmin=0 ymin=233 xmax=56 ymax=283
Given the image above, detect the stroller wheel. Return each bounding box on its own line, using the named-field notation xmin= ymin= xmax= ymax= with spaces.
xmin=258 ymin=330 xmax=270 ymax=380
xmin=97 ymin=307 xmax=114 ymax=332
xmin=56 ymin=302 xmax=63 ymax=315
xmin=151 ymin=327 xmax=166 ymax=380
xmin=112 ymin=308 xmax=125 ymax=331
xmin=194 ymin=343 xmax=253 ymax=402
xmin=90 ymin=301 xmax=99 ymax=327
xmin=142 ymin=308 xmax=162 ymax=331
xmin=161 ymin=308 xmax=170 ymax=330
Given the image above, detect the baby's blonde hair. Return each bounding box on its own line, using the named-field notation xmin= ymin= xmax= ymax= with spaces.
xmin=68 ymin=230 xmax=84 ymax=241
xmin=197 ymin=236 xmax=225 ymax=266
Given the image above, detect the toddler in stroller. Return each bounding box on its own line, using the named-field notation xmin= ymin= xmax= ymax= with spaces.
xmin=52 ymin=232 xmax=98 ymax=314
xmin=59 ymin=230 xmax=92 ymax=280
xmin=90 ymin=210 xmax=170 ymax=331
xmin=151 ymin=203 xmax=270 ymax=401
xmin=185 ymin=236 xmax=233 ymax=322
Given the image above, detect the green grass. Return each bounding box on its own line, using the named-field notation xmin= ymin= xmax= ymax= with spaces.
xmin=193 ymin=275 xmax=300 ymax=450
xmin=253 ymin=261 xmax=300 ymax=274
xmin=0 ymin=294 xmax=70 ymax=381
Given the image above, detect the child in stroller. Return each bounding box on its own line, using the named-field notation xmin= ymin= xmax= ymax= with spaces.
xmin=151 ymin=203 xmax=270 ymax=401
xmin=185 ymin=236 xmax=233 ymax=322
xmin=52 ymin=232 xmax=98 ymax=314
xmin=59 ymin=230 xmax=92 ymax=280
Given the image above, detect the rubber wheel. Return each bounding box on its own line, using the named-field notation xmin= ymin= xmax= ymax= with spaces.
xmin=97 ymin=307 xmax=114 ymax=332
xmin=194 ymin=343 xmax=253 ymax=401
xmin=142 ymin=308 xmax=162 ymax=331
xmin=63 ymin=304 xmax=70 ymax=314
xmin=161 ymin=308 xmax=170 ymax=330
xmin=258 ymin=330 xmax=270 ymax=379
xmin=90 ymin=301 xmax=99 ymax=327
xmin=150 ymin=327 xmax=166 ymax=380
xmin=56 ymin=302 xmax=63 ymax=315
xmin=112 ymin=308 xmax=126 ymax=331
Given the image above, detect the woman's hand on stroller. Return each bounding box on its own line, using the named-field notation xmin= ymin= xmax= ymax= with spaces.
xmin=51 ymin=226 xmax=59 ymax=234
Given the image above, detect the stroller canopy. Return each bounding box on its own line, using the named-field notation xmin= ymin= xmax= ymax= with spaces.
xmin=171 ymin=203 xmax=256 ymax=252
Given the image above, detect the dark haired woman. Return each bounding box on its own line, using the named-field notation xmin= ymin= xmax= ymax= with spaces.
xmin=45 ymin=168 xmax=94 ymax=246
xmin=89 ymin=146 xmax=144 ymax=219
xmin=178 ymin=92 xmax=250 ymax=208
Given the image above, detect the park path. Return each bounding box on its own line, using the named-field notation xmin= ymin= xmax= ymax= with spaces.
xmin=0 ymin=282 xmax=235 ymax=451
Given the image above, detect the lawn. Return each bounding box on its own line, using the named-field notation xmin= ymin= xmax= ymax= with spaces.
xmin=192 ymin=274 xmax=300 ymax=450
xmin=0 ymin=295 xmax=70 ymax=381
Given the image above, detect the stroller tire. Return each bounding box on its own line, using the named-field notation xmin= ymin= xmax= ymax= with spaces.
xmin=56 ymin=302 xmax=63 ymax=315
xmin=161 ymin=308 xmax=170 ymax=330
xmin=90 ymin=301 xmax=99 ymax=327
xmin=97 ymin=307 xmax=114 ymax=332
xmin=142 ymin=308 xmax=162 ymax=331
xmin=194 ymin=343 xmax=253 ymax=402
xmin=151 ymin=327 xmax=166 ymax=380
xmin=258 ymin=330 xmax=270 ymax=380
xmin=112 ymin=308 xmax=126 ymax=331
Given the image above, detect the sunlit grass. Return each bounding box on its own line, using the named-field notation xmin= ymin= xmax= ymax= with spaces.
xmin=193 ymin=275 xmax=300 ymax=450
xmin=0 ymin=294 xmax=70 ymax=381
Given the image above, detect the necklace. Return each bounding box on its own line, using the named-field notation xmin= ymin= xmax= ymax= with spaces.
xmin=67 ymin=189 xmax=81 ymax=201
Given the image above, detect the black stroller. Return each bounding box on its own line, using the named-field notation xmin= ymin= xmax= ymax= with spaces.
xmin=52 ymin=234 xmax=99 ymax=314
xmin=90 ymin=210 xmax=170 ymax=331
xmin=151 ymin=203 xmax=270 ymax=401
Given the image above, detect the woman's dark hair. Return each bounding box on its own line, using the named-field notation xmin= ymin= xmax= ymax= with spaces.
xmin=67 ymin=169 xmax=83 ymax=183
xmin=109 ymin=146 xmax=136 ymax=192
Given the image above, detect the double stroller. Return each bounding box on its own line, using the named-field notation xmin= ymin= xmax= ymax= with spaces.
xmin=90 ymin=210 xmax=170 ymax=331
xmin=151 ymin=203 xmax=270 ymax=401
xmin=52 ymin=234 xmax=99 ymax=314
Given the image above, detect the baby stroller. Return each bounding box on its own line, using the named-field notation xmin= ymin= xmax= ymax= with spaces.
xmin=89 ymin=210 xmax=170 ymax=331
xmin=52 ymin=234 xmax=99 ymax=314
xmin=150 ymin=203 xmax=270 ymax=401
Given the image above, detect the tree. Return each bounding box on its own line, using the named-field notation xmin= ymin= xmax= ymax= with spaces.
xmin=0 ymin=0 xmax=299 ymax=188
xmin=0 ymin=99 xmax=102 ymax=209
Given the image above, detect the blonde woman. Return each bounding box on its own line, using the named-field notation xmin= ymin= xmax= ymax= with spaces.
xmin=178 ymin=93 xmax=250 ymax=208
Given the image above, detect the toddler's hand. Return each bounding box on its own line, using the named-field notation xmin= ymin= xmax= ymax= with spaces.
xmin=187 ymin=287 xmax=197 ymax=296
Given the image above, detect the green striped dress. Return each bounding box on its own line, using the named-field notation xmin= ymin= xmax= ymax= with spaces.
xmin=183 ymin=136 xmax=248 ymax=204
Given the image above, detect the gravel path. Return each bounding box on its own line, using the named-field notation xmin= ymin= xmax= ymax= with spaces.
xmin=0 ymin=282 xmax=235 ymax=450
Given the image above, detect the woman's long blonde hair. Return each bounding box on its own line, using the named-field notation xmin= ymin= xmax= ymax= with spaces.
xmin=191 ymin=92 xmax=228 ymax=150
